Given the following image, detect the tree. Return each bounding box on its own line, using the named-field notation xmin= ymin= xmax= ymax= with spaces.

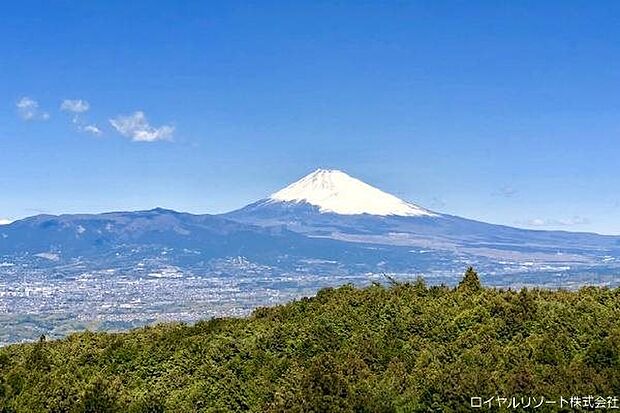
xmin=457 ymin=266 xmax=482 ymax=292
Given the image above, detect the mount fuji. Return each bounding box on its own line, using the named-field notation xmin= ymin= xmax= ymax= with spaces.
xmin=225 ymin=169 xmax=620 ymax=262
xmin=268 ymin=168 xmax=435 ymax=217
xmin=2 ymin=168 xmax=620 ymax=278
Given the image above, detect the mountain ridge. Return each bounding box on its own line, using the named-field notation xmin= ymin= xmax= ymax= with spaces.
xmin=1 ymin=169 xmax=619 ymax=276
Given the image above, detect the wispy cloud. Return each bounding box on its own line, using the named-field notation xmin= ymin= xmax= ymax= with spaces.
xmin=16 ymin=97 xmax=174 ymax=141
xmin=60 ymin=99 xmax=90 ymax=113
xmin=429 ymin=196 xmax=446 ymax=209
xmin=493 ymin=185 xmax=518 ymax=198
xmin=16 ymin=97 xmax=50 ymax=121
xmin=109 ymin=111 xmax=174 ymax=142
xmin=81 ymin=124 xmax=102 ymax=136
xmin=516 ymin=216 xmax=591 ymax=228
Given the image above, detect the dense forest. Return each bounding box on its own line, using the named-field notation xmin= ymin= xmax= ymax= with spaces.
xmin=1 ymin=268 xmax=619 ymax=412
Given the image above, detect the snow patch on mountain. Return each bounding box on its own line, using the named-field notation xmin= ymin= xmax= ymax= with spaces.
xmin=269 ymin=169 xmax=436 ymax=217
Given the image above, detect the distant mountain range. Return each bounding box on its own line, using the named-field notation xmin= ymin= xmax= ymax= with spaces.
xmin=2 ymin=168 xmax=619 ymax=277
xmin=3 ymin=168 xmax=620 ymax=345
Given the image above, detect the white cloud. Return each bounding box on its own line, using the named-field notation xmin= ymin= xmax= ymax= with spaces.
xmin=81 ymin=124 xmax=102 ymax=136
xmin=517 ymin=216 xmax=591 ymax=228
xmin=60 ymin=99 xmax=90 ymax=113
xmin=59 ymin=98 xmax=102 ymax=135
xmin=0 ymin=218 xmax=12 ymax=225
xmin=16 ymin=97 xmax=50 ymax=121
xmin=109 ymin=111 xmax=174 ymax=142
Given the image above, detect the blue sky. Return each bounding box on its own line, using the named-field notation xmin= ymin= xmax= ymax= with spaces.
xmin=1 ymin=1 xmax=619 ymax=234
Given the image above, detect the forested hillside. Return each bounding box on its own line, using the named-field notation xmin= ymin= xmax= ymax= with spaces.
xmin=1 ymin=269 xmax=619 ymax=412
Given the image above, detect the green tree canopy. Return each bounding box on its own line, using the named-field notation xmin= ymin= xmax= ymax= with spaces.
xmin=1 ymin=269 xmax=619 ymax=412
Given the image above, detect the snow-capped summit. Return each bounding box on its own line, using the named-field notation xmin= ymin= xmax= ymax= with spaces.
xmin=268 ymin=169 xmax=435 ymax=216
